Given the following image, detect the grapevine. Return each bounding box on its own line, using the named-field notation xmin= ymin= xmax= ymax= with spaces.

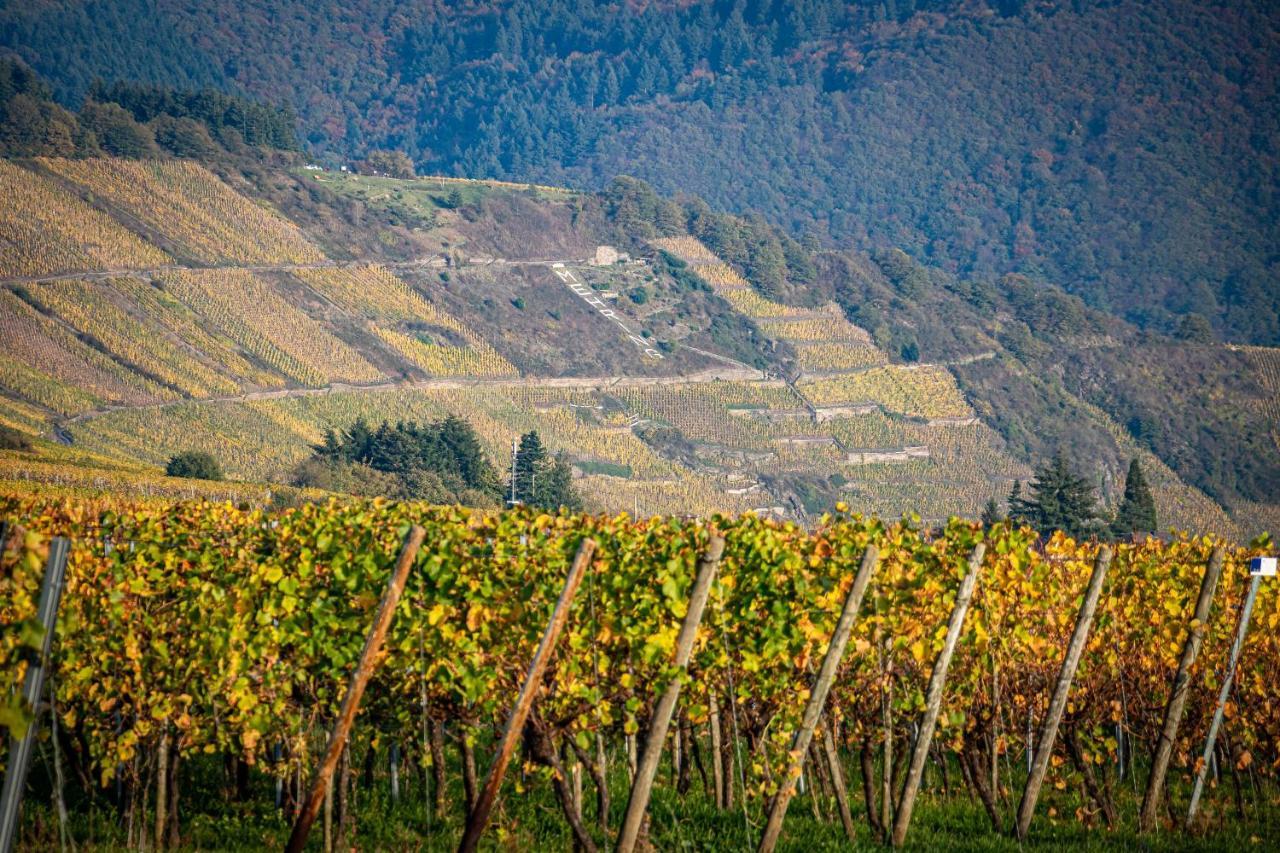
xmin=0 ymin=494 xmax=1274 ymax=847
xmin=39 ymin=159 xmax=323 ymax=266
xmin=0 ymin=161 xmax=168 ymax=278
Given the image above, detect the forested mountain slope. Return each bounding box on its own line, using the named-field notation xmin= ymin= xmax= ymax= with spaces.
xmin=3 ymin=0 xmax=1277 ymax=344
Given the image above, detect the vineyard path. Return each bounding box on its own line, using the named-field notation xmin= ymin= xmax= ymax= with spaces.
xmin=9 ymin=256 xmax=997 ymax=444
xmin=57 ymin=366 xmax=774 ymax=431
xmin=0 ymin=254 xmax=584 ymax=287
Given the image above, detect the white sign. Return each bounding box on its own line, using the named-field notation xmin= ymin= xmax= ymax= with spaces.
xmin=1249 ymin=557 xmax=1277 ymax=577
xmin=553 ymin=268 xmax=663 ymax=359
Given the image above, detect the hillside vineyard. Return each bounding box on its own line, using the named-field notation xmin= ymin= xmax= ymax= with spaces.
xmin=3 ymin=158 xmax=1273 ymax=537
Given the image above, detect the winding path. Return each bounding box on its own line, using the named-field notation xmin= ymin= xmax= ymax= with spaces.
xmin=0 ymin=254 xmax=583 ymax=288
xmin=57 ymin=366 xmax=772 ymax=434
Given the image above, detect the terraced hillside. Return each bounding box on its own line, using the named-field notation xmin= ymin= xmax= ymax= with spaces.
xmin=0 ymin=158 xmax=1269 ymax=534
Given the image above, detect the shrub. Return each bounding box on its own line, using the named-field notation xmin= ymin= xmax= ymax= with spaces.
xmin=0 ymin=426 xmax=32 ymax=451
xmin=165 ymin=451 xmax=223 ymax=480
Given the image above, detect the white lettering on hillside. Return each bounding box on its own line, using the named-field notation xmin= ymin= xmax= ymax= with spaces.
xmin=553 ymin=268 xmax=663 ymax=359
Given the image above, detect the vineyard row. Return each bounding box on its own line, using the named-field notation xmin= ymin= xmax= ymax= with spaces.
xmin=0 ymin=497 xmax=1276 ymax=847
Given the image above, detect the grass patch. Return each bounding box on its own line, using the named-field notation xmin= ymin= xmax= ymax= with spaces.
xmin=575 ymin=459 xmax=633 ymax=478
xmin=14 ymin=738 xmax=1277 ymax=851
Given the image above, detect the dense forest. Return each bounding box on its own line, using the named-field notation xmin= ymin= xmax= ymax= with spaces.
xmin=2 ymin=0 xmax=1276 ymax=344
xmin=0 ymin=59 xmax=297 ymax=157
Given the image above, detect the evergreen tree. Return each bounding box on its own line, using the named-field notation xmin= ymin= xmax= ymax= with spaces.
xmin=535 ymin=452 xmax=582 ymax=512
xmin=1007 ymin=480 xmax=1029 ymax=524
xmin=1176 ymin=313 xmax=1216 ymax=344
xmin=439 ymin=414 xmax=498 ymax=496
xmin=980 ymin=496 xmax=1004 ymax=527
xmin=1111 ymin=458 xmax=1158 ymax=539
xmin=78 ymin=101 xmax=158 ymax=157
xmin=302 ymin=416 xmax=500 ymax=504
xmin=1014 ymin=453 xmax=1102 ymax=538
xmin=511 ymin=430 xmax=546 ymax=505
xmin=508 ymin=430 xmax=581 ymax=510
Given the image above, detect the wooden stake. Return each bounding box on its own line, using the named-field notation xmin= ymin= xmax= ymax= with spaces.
xmin=822 ymin=724 xmax=857 ymax=843
xmin=457 ymin=537 xmax=597 ymax=853
xmin=889 ymin=543 xmax=985 ymax=848
xmin=991 ymin=663 xmax=1000 ymax=799
xmin=1014 ymin=545 xmax=1112 ymax=839
xmin=757 ymin=544 xmax=880 ymax=853
xmin=285 ymin=525 xmax=425 ymax=853
xmin=1140 ymin=545 xmax=1224 ymax=832
xmin=323 ymin=772 xmax=333 ymax=853
xmin=155 ymin=727 xmax=170 ymax=851
xmin=860 ymin=738 xmax=883 ymax=839
xmin=595 ymin=732 xmax=609 ymax=831
xmin=1187 ymin=572 xmax=1262 ymax=828
xmin=47 ymin=677 xmax=72 ymax=853
xmin=569 ymin=737 xmax=610 ymax=833
xmin=430 ymin=721 xmax=446 ymax=819
xmin=616 ymin=533 xmax=725 ymax=853
xmin=390 ymin=742 xmax=400 ymax=804
xmin=709 ymin=690 xmax=725 ymax=809
xmin=0 ymin=536 xmax=70 ymax=853
xmin=879 ymin=637 xmax=894 ymax=837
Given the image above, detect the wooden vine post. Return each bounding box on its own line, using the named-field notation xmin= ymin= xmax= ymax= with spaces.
xmin=822 ymin=712 xmax=857 ymax=842
xmin=709 ymin=689 xmax=725 ymax=808
xmin=889 ymin=542 xmax=986 ymax=848
xmin=757 ymin=544 xmax=880 ymax=853
xmin=155 ymin=727 xmax=170 ymax=851
xmin=1139 ymin=545 xmax=1225 ymax=833
xmin=285 ymin=525 xmax=426 ymax=853
xmin=1014 ymin=545 xmax=1113 ymax=840
xmin=616 ymin=533 xmax=725 ymax=853
xmin=0 ymin=536 xmax=70 ymax=853
xmin=1186 ymin=569 xmax=1264 ymax=828
xmin=457 ymin=537 xmax=597 ymax=853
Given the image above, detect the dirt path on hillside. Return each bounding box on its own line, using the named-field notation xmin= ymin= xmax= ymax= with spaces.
xmin=19 ymin=255 xmax=982 ymax=442
xmin=0 ymin=255 xmax=588 ymax=287
xmin=58 ymin=366 xmax=771 ymax=431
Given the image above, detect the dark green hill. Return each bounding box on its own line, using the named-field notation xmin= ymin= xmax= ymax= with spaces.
xmin=4 ymin=0 xmax=1277 ymax=343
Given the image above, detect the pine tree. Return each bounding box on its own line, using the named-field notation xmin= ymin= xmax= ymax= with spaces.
xmin=1007 ymin=480 xmax=1029 ymax=524
xmin=980 ymin=496 xmax=1004 ymax=526
xmin=507 ymin=431 xmax=581 ymax=510
xmin=316 ymin=428 xmax=343 ymax=459
xmin=1111 ymin=458 xmax=1158 ymax=539
xmin=1016 ymin=453 xmax=1102 ymax=538
xmin=439 ymin=415 xmax=499 ymax=495
xmin=299 ymin=416 xmax=501 ymax=504
xmin=511 ymin=430 xmax=546 ymax=505
xmin=535 ymin=453 xmax=582 ymax=512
